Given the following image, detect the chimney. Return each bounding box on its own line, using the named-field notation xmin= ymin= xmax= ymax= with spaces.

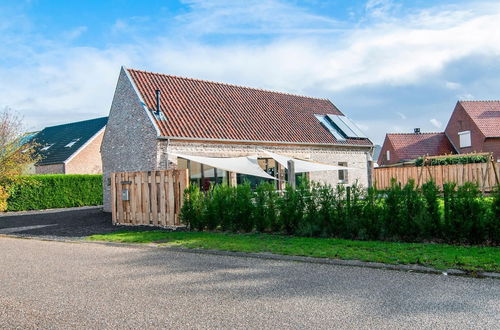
xmin=155 ymin=89 xmax=161 ymax=115
xmin=414 ymin=128 xmax=420 ymax=134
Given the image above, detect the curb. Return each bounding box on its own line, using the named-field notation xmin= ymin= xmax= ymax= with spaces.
xmin=2 ymin=234 xmax=498 ymax=279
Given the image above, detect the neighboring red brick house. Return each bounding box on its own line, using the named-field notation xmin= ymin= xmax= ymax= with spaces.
xmin=378 ymin=132 xmax=455 ymax=166
xmin=378 ymin=100 xmax=500 ymax=166
xmin=444 ymin=101 xmax=500 ymax=162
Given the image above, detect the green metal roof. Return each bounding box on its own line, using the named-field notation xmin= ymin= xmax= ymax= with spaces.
xmin=34 ymin=117 xmax=108 ymax=166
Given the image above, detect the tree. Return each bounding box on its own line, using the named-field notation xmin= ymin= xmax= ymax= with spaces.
xmin=0 ymin=107 xmax=37 ymax=210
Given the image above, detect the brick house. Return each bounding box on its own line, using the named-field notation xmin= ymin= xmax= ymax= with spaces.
xmin=444 ymin=101 xmax=500 ymax=162
xmin=101 ymin=67 xmax=374 ymax=212
xmin=378 ymin=132 xmax=455 ymax=166
xmin=32 ymin=117 xmax=108 ymax=174
xmin=378 ymin=100 xmax=500 ymax=166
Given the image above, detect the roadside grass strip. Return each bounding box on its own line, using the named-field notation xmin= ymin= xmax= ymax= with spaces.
xmin=86 ymin=231 xmax=500 ymax=272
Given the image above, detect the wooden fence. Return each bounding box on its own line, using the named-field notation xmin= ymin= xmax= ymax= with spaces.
xmin=374 ymin=162 xmax=499 ymax=191
xmin=111 ymin=169 xmax=189 ymax=226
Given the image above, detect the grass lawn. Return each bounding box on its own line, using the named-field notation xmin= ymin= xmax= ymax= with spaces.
xmin=86 ymin=231 xmax=500 ymax=272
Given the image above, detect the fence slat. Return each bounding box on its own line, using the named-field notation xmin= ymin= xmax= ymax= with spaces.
xmin=111 ymin=169 xmax=188 ymax=227
xmin=374 ymin=161 xmax=498 ymax=191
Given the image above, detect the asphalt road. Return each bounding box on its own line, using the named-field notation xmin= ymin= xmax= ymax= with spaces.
xmin=0 ymin=237 xmax=498 ymax=329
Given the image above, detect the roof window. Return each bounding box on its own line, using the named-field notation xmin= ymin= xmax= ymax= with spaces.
xmin=65 ymin=138 xmax=80 ymax=148
xmin=40 ymin=143 xmax=54 ymax=151
xmin=315 ymin=115 xmax=345 ymax=141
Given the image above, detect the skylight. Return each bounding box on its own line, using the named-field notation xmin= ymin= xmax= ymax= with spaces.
xmin=315 ymin=115 xmax=345 ymax=141
xmin=65 ymin=138 xmax=80 ymax=148
xmin=40 ymin=143 xmax=54 ymax=151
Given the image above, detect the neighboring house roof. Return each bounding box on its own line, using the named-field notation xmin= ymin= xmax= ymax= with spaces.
xmin=458 ymin=101 xmax=500 ymax=138
xmin=34 ymin=117 xmax=108 ymax=166
xmin=126 ymin=68 xmax=372 ymax=146
xmin=381 ymin=132 xmax=455 ymax=163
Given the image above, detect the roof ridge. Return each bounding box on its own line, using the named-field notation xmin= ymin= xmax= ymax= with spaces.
xmin=127 ymin=68 xmax=330 ymax=102
xmin=459 ymin=100 xmax=500 ymax=102
xmin=44 ymin=116 xmax=108 ymax=129
xmin=387 ymin=132 xmax=445 ymax=135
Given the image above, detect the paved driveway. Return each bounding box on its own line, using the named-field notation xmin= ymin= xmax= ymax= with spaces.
xmin=0 ymin=207 xmax=163 ymax=239
xmin=0 ymin=237 xmax=498 ymax=329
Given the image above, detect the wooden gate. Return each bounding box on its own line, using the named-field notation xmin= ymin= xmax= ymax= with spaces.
xmin=111 ymin=169 xmax=189 ymax=226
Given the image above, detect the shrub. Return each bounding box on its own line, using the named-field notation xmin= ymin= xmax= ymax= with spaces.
xmin=232 ymin=182 xmax=255 ymax=232
xmin=254 ymin=182 xmax=279 ymax=232
xmin=421 ymin=180 xmax=441 ymax=238
xmin=0 ymin=186 xmax=8 ymax=211
xmin=181 ymin=179 xmax=497 ymax=245
xmin=6 ymin=174 xmax=102 ymax=211
xmin=180 ymin=184 xmax=205 ymax=230
xmin=415 ymin=154 xmax=489 ymax=166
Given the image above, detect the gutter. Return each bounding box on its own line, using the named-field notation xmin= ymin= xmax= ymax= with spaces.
xmin=157 ymin=135 xmax=373 ymax=149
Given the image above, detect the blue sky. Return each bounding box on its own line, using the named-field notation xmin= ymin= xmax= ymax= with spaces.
xmin=1 ymin=0 xmax=499 ymax=144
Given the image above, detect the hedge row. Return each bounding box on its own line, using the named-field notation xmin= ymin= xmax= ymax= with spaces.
xmin=415 ymin=154 xmax=489 ymax=166
xmin=4 ymin=174 xmax=102 ymax=211
xmin=180 ymin=180 xmax=500 ymax=245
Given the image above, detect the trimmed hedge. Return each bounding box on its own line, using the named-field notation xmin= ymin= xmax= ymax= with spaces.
xmin=181 ymin=180 xmax=500 ymax=245
xmin=415 ymin=154 xmax=489 ymax=166
xmin=5 ymin=174 xmax=102 ymax=211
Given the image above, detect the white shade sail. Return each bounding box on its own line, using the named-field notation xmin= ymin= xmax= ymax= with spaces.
xmin=260 ymin=149 xmax=353 ymax=173
xmin=171 ymin=153 xmax=277 ymax=180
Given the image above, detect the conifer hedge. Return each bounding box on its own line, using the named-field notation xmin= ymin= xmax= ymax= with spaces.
xmin=181 ymin=180 xmax=499 ymax=245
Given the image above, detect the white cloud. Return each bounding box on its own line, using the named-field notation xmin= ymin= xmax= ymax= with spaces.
xmin=429 ymin=118 xmax=442 ymax=129
xmin=395 ymin=112 xmax=407 ymax=120
xmin=1 ymin=0 xmax=500 ymax=142
xmin=445 ymin=81 xmax=461 ymax=90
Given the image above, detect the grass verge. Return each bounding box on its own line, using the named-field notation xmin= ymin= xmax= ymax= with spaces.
xmin=86 ymin=231 xmax=500 ymax=272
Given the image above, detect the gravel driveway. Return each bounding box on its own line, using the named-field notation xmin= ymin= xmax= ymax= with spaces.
xmin=0 ymin=237 xmax=498 ymax=329
xmin=0 ymin=207 xmax=164 ymax=239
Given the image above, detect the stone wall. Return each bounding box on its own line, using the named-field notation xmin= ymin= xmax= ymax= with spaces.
xmin=65 ymin=130 xmax=104 ymax=174
xmin=101 ymin=67 xmax=159 ymax=212
xmin=159 ymin=140 xmax=372 ymax=187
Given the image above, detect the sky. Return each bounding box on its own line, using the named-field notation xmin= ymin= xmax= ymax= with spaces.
xmin=1 ymin=0 xmax=499 ymax=145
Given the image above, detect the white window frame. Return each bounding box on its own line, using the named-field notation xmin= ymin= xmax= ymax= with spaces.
xmin=458 ymin=130 xmax=471 ymax=148
xmin=338 ymin=162 xmax=348 ymax=184
xmin=386 ymin=150 xmax=391 ymax=161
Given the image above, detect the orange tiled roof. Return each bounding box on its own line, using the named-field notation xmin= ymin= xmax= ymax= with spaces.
xmin=127 ymin=68 xmax=372 ymax=146
xmin=459 ymin=101 xmax=500 ymax=138
xmin=386 ymin=132 xmax=455 ymax=161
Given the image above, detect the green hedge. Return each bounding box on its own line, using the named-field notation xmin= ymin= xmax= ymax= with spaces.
xmin=181 ymin=180 xmax=500 ymax=245
xmin=415 ymin=154 xmax=489 ymax=166
xmin=5 ymin=174 xmax=102 ymax=211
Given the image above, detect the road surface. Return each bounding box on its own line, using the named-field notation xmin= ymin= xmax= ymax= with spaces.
xmin=0 ymin=237 xmax=498 ymax=329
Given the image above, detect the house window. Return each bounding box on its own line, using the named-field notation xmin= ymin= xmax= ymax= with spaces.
xmin=338 ymin=162 xmax=348 ymax=184
xmin=458 ymin=131 xmax=471 ymax=148
xmin=386 ymin=150 xmax=391 ymax=161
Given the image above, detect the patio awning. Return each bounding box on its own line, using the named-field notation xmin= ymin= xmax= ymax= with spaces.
xmin=171 ymin=153 xmax=277 ymax=180
xmin=260 ymin=149 xmax=353 ymax=173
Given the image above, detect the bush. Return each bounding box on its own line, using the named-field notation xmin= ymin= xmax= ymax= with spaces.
xmin=415 ymin=154 xmax=489 ymax=166
xmin=181 ymin=180 xmax=498 ymax=245
xmin=0 ymin=186 xmax=8 ymax=211
xmin=5 ymin=174 xmax=102 ymax=211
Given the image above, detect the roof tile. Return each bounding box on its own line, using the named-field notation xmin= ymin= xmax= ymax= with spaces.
xmin=127 ymin=68 xmax=372 ymax=146
xmin=459 ymin=101 xmax=500 ymax=138
xmin=386 ymin=132 xmax=455 ymax=162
